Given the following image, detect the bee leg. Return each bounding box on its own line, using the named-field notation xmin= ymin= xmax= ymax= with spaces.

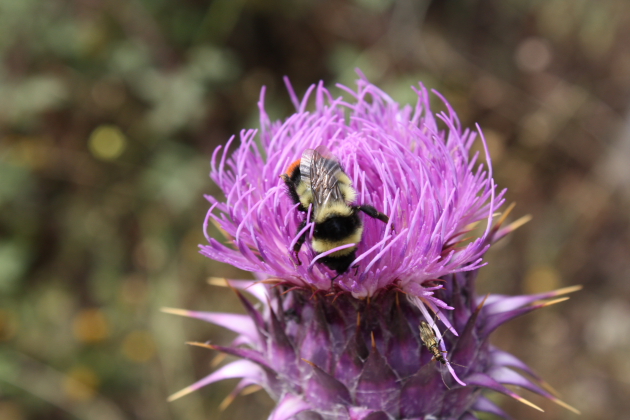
xmin=330 ymin=273 xmax=340 ymax=289
xmin=281 ymin=174 xmax=306 ymax=211
xmin=293 ymin=219 xmax=308 ymax=265
xmin=355 ymin=205 xmax=390 ymax=224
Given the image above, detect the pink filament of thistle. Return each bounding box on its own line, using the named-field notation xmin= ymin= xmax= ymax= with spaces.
xmin=289 ymin=221 xmax=313 ymax=263
xmin=308 ymin=243 xmax=357 ymax=270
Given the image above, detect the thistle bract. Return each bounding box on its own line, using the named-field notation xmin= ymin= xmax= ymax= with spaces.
xmin=165 ymin=76 xmax=579 ymax=419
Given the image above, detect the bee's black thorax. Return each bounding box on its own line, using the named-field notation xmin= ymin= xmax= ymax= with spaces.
xmin=313 ymin=211 xmax=361 ymax=240
xmin=287 ymin=165 xmax=301 ymax=185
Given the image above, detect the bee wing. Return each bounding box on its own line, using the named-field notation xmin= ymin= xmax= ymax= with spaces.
xmin=313 ymin=144 xmax=335 ymax=160
xmin=300 ymin=147 xmax=344 ymax=211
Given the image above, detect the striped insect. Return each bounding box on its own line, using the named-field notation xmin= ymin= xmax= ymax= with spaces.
xmin=419 ymin=321 xmax=449 ymax=364
xmin=419 ymin=319 xmax=466 ymax=389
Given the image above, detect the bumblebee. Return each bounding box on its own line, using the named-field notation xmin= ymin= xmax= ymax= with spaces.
xmin=281 ymin=146 xmax=389 ymax=274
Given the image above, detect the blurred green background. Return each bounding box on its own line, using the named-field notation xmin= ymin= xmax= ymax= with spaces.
xmin=1 ymin=0 xmax=629 ymax=419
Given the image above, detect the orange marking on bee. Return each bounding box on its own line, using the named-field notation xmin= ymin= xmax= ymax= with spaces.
xmin=285 ymin=159 xmax=301 ymax=177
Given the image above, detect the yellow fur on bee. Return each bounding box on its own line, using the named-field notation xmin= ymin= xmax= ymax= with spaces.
xmin=314 ymin=203 xmax=353 ymax=223
xmin=311 ymin=227 xmax=363 ymax=255
xmin=338 ymin=182 xmax=357 ymax=204
xmin=296 ymin=182 xmax=313 ymax=209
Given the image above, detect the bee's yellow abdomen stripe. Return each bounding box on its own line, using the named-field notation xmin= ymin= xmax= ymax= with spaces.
xmin=311 ymin=227 xmax=363 ymax=255
xmin=314 ymin=203 xmax=353 ymax=222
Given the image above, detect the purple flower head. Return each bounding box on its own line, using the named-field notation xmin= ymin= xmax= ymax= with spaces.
xmin=202 ymin=80 xmax=503 ymax=307
xmin=165 ymin=76 xmax=580 ymax=420
xmin=203 ymin=78 xmax=502 ymax=300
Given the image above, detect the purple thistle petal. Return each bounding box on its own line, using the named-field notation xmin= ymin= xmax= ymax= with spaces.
xmin=161 ymin=308 xmax=258 ymax=342
xmin=191 ymin=343 xmax=271 ymax=370
xmin=481 ymin=297 xmax=569 ymax=337
xmin=283 ymin=76 xmax=301 ymax=111
xmin=228 ymin=279 xmax=269 ymax=302
xmin=290 ymin=220 xmax=313 ymax=260
xmin=464 ymin=373 xmax=544 ymax=412
xmin=483 ymin=285 xmax=581 ymax=315
xmin=167 ymin=360 xmax=262 ymax=402
xmin=230 ymin=287 xmax=266 ymax=337
xmin=268 ymin=394 xmax=312 ymax=420
xmin=489 ymin=366 xmax=554 ymax=398
xmin=309 ymin=243 xmax=357 ymax=271
xmin=489 ymin=367 xmax=580 ymax=414
xmin=489 ymin=347 xmax=548 ymax=385
xmin=445 ymin=362 xmax=467 ymax=388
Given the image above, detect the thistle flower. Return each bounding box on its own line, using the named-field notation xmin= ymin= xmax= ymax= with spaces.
xmin=164 ymin=76 xmax=580 ymax=419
